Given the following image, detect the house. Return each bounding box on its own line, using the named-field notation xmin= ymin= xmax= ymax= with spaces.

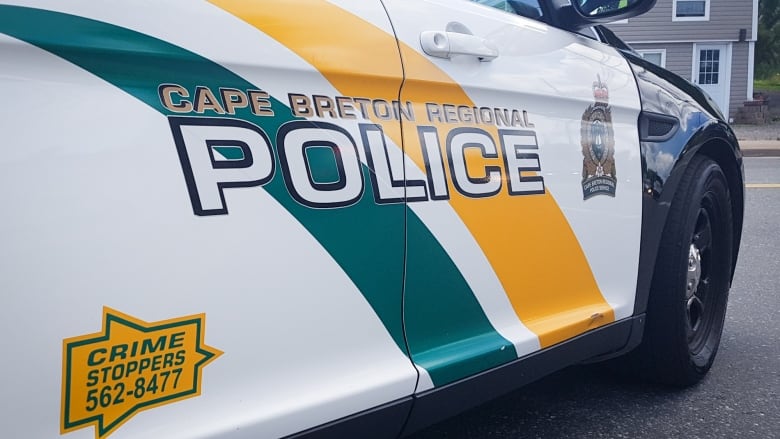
xmin=607 ymin=0 xmax=758 ymax=122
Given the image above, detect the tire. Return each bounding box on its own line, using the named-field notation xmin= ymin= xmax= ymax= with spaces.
xmin=630 ymin=155 xmax=734 ymax=387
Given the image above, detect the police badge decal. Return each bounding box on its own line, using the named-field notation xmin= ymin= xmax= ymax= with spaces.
xmin=581 ymin=76 xmax=617 ymax=200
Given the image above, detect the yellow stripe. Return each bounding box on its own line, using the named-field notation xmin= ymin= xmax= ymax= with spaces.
xmin=746 ymin=183 xmax=780 ymax=188
xmin=398 ymin=48 xmax=613 ymax=346
xmin=211 ymin=0 xmax=614 ymax=347
xmin=210 ymin=0 xmax=407 ymax=148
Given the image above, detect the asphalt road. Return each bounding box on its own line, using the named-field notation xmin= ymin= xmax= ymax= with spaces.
xmin=409 ymin=157 xmax=780 ymax=439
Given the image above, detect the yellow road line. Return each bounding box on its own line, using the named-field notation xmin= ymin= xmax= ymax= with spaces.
xmin=746 ymin=183 xmax=780 ymax=188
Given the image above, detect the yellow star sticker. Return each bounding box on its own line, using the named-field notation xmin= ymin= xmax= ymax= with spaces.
xmin=61 ymin=307 xmax=222 ymax=439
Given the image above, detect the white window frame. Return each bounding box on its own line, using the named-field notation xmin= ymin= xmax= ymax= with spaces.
xmin=636 ymin=49 xmax=667 ymax=68
xmin=672 ymin=0 xmax=710 ymax=22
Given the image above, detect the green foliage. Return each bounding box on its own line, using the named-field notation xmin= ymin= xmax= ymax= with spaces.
xmin=755 ymin=76 xmax=780 ymax=91
xmin=757 ymin=0 xmax=780 ymax=78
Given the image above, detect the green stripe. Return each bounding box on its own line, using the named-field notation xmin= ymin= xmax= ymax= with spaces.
xmin=406 ymin=214 xmax=517 ymax=385
xmin=0 ymin=6 xmax=516 ymax=386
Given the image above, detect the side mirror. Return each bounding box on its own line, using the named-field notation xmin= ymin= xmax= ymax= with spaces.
xmin=562 ymin=0 xmax=656 ymax=30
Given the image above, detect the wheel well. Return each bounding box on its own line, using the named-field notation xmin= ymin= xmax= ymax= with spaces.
xmin=696 ymin=139 xmax=744 ymax=283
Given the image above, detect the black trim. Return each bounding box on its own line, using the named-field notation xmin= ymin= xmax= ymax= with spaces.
xmin=400 ymin=316 xmax=645 ymax=436
xmin=583 ymin=314 xmax=645 ymax=364
xmin=592 ymin=25 xmax=636 ymax=53
xmin=290 ymin=317 xmax=645 ymax=439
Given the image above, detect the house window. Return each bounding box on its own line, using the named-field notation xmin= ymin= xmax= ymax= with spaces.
xmin=698 ymin=49 xmax=720 ymax=84
xmin=673 ymin=0 xmax=709 ymax=21
xmin=637 ymin=50 xmax=666 ymax=68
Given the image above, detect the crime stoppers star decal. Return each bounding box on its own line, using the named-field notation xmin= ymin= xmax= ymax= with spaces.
xmin=61 ymin=307 xmax=222 ymax=439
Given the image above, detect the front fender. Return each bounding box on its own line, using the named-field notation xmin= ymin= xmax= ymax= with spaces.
xmin=624 ymin=54 xmax=744 ymax=316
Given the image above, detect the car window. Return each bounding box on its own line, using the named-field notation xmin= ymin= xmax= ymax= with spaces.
xmin=472 ymin=0 xmax=545 ymax=21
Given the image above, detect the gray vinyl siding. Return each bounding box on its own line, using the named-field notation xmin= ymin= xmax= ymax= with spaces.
xmin=729 ymin=41 xmax=750 ymax=116
xmin=608 ymin=0 xmax=754 ymax=43
xmin=631 ymin=43 xmax=693 ymax=79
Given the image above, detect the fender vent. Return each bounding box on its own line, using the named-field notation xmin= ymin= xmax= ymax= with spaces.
xmin=639 ymin=111 xmax=679 ymax=142
xmin=648 ymin=119 xmax=675 ymax=137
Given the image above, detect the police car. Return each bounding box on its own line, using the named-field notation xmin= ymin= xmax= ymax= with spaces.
xmin=0 ymin=0 xmax=744 ymax=437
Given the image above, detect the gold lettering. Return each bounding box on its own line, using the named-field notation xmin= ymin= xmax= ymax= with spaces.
xmin=288 ymin=93 xmax=313 ymax=117
xmin=249 ymin=90 xmax=274 ymax=116
xmin=193 ymin=86 xmax=225 ymax=114
xmin=313 ymin=95 xmax=337 ymax=118
xmin=220 ymin=88 xmax=248 ymax=115
xmin=336 ymin=96 xmax=356 ymax=119
xmin=159 ymin=84 xmax=192 ymax=113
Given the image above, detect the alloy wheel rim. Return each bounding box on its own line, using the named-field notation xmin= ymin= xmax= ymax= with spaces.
xmin=686 ymin=201 xmax=714 ymax=352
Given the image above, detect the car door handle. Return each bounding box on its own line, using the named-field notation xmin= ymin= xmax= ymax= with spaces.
xmin=420 ymin=30 xmax=499 ymax=61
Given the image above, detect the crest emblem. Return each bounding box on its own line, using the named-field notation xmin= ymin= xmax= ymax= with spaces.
xmin=581 ymin=76 xmax=617 ymax=199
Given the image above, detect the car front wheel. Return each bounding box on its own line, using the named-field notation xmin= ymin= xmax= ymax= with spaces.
xmin=632 ymin=154 xmax=734 ymax=386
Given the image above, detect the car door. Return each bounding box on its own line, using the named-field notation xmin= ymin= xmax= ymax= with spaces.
xmin=0 ymin=1 xmax=417 ymax=438
xmin=382 ymin=0 xmax=644 ymax=389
